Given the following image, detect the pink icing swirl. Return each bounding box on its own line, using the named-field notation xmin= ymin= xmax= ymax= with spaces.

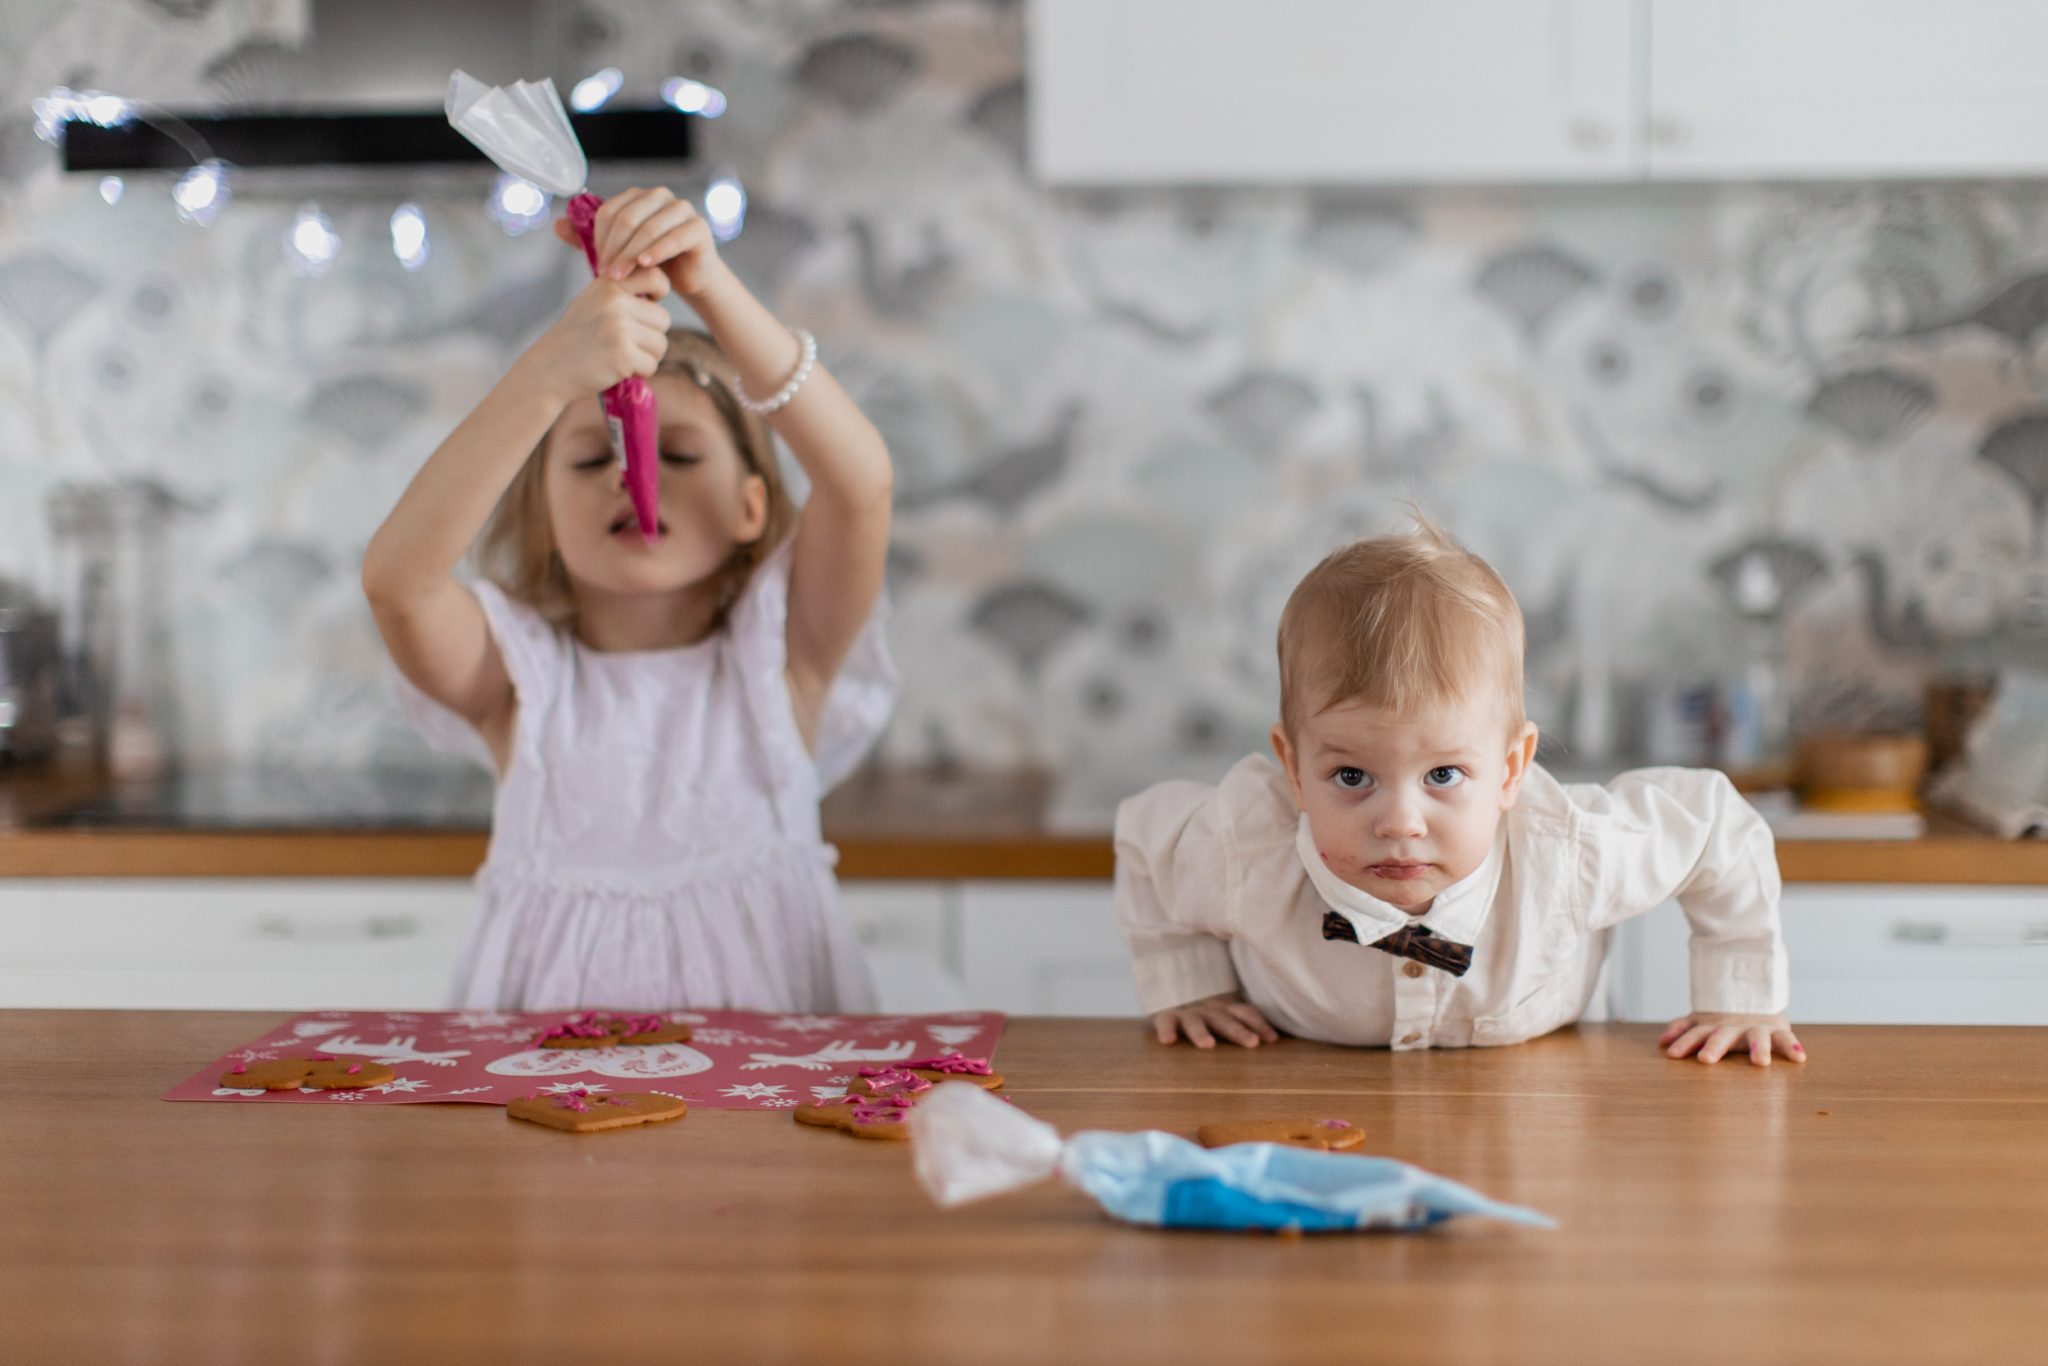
xmin=905 ymin=1053 xmax=993 ymax=1076
xmin=856 ymin=1067 xmax=932 ymax=1096
xmin=535 ymin=1010 xmax=671 ymax=1045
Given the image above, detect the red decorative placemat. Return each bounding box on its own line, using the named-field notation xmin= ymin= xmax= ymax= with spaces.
xmin=163 ymin=1009 xmax=1006 ymax=1109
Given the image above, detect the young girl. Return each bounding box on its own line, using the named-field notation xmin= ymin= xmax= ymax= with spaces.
xmin=362 ymin=186 xmax=895 ymax=1013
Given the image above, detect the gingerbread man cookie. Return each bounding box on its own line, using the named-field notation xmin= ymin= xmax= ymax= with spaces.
xmin=507 ymin=1087 xmax=689 ymax=1133
xmin=219 ymin=1054 xmax=394 ymax=1091
xmin=900 ymin=1053 xmax=1004 ymax=1090
xmin=1195 ymin=1119 xmax=1366 ymax=1152
xmin=792 ymin=1093 xmax=915 ymax=1140
xmin=535 ymin=1011 xmax=694 ymax=1048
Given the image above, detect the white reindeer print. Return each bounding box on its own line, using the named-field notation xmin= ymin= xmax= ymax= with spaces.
xmin=318 ymin=1035 xmax=472 ymax=1067
xmin=738 ymin=1039 xmax=916 ymax=1072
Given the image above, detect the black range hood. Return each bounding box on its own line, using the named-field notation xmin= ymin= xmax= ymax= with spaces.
xmin=60 ymin=107 xmax=690 ymax=172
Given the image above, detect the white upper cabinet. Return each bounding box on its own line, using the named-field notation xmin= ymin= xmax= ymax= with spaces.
xmin=1033 ymin=0 xmax=2048 ymax=184
xmin=1030 ymin=0 xmax=1639 ymax=184
xmin=1645 ymin=0 xmax=2048 ymax=179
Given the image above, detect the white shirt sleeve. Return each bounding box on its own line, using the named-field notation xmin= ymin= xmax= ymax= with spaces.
xmin=1571 ymin=767 xmax=1789 ymax=1016
xmin=1112 ymin=779 xmax=1245 ymax=1015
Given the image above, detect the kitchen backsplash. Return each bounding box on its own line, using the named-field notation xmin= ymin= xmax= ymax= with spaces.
xmin=4 ymin=0 xmax=2047 ymax=809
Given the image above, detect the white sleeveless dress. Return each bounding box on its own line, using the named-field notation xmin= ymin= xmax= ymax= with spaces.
xmin=396 ymin=542 xmax=895 ymax=1013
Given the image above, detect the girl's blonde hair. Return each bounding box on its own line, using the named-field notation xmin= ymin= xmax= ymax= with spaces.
xmin=1277 ymin=515 xmax=1527 ymax=738
xmin=476 ymin=327 xmax=797 ymax=629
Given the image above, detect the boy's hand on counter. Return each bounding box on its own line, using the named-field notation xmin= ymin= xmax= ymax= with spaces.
xmin=1152 ymin=993 xmax=1281 ymax=1050
xmin=1660 ymin=1012 xmax=1806 ymax=1066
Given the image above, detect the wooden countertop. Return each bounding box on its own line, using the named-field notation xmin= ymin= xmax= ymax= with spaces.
xmin=5 ymin=764 xmax=2048 ymax=884
xmin=6 ymin=1011 xmax=2043 ymax=1363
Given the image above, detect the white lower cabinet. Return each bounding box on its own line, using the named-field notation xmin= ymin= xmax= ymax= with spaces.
xmin=1605 ymin=887 xmax=2048 ymax=1026
xmin=957 ymin=882 xmax=1139 ymax=1017
xmin=837 ymin=882 xmax=971 ymax=1013
xmin=0 ymin=879 xmax=475 ymax=1010
xmin=10 ymin=876 xmax=2036 ymax=1025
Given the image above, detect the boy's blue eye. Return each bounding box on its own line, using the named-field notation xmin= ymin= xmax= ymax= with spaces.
xmin=1332 ymin=767 xmax=1368 ymax=790
xmin=1425 ymin=766 xmax=1465 ymax=788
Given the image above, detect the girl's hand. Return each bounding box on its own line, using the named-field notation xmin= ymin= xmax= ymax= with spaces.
xmin=519 ymin=272 xmax=673 ymax=409
xmin=1151 ymin=993 xmax=1282 ymax=1050
xmin=1660 ymin=1012 xmax=1806 ymax=1066
xmin=554 ymin=186 xmax=728 ymax=300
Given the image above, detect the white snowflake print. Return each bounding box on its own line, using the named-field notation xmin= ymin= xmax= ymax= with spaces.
xmin=719 ymin=1083 xmax=791 ymax=1101
xmin=385 ymin=1013 xmax=423 ymax=1023
xmin=542 ymin=1081 xmax=610 ymax=1095
xmin=326 ymin=1091 xmax=367 ymax=1101
xmin=925 ymin=1025 xmax=984 ymax=1048
xmin=769 ymin=1015 xmax=845 ymax=1034
xmin=230 ymin=1049 xmax=277 ymax=1063
xmin=212 ymin=1087 xmax=265 ymax=1097
xmin=371 ymin=1078 xmax=432 ymax=1095
xmin=827 ymin=1075 xmax=850 ymax=1085
xmin=448 ymin=1011 xmax=517 ymax=1031
xmin=291 ymin=1020 xmax=350 ymax=1039
xmin=443 ymin=1086 xmax=493 ymax=1096
xmin=761 ymin=1098 xmax=797 ymax=1108
xmin=810 ymin=1085 xmax=849 ymax=1101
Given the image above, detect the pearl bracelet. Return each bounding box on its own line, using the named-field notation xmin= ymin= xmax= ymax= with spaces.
xmin=735 ymin=328 xmax=818 ymax=416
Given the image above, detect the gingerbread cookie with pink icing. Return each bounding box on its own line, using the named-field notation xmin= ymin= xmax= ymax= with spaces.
xmin=899 ymin=1053 xmax=1004 ymax=1090
xmin=507 ymin=1086 xmax=688 ymax=1133
xmin=844 ymin=1065 xmax=936 ymax=1101
xmin=792 ymin=1093 xmax=915 ymax=1140
xmin=1195 ymin=1119 xmax=1366 ymax=1152
xmin=535 ymin=1011 xmax=694 ymax=1049
xmin=219 ymin=1054 xmax=394 ymax=1091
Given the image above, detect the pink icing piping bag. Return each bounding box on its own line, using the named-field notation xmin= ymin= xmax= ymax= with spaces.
xmin=565 ymin=192 xmax=661 ymax=545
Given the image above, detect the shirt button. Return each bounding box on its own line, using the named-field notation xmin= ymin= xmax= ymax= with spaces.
xmin=1400 ymin=1032 xmax=1422 ymax=1045
xmin=1403 ymin=962 xmax=1425 ymax=979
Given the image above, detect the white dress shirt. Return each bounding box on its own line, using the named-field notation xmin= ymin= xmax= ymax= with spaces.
xmin=1113 ymin=755 xmax=1787 ymax=1050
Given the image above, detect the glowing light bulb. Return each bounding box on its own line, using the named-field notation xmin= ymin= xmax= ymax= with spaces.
xmin=570 ymin=67 xmax=623 ymax=112
xmin=660 ymin=77 xmax=727 ymax=118
xmin=390 ymin=203 xmax=429 ymax=271
xmin=172 ymin=159 xmax=231 ymax=226
xmin=283 ymin=201 xmax=340 ymax=275
xmin=489 ymin=174 xmax=551 ymax=235
xmin=704 ymin=173 xmax=746 ymax=242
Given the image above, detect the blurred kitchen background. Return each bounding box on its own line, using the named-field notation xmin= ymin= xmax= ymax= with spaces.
xmin=5 ymin=1 xmax=2048 ymax=1021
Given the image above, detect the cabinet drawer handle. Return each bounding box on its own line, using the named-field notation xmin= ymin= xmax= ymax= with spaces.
xmin=254 ymin=914 xmax=421 ymax=943
xmin=1890 ymin=920 xmax=2048 ymax=947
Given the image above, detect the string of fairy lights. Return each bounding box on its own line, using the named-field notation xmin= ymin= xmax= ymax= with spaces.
xmin=31 ymin=68 xmax=743 ymax=277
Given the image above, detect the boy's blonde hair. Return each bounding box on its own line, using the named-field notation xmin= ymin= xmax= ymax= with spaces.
xmin=476 ymin=328 xmax=796 ymax=628
xmin=1277 ymin=516 xmax=1527 ymax=738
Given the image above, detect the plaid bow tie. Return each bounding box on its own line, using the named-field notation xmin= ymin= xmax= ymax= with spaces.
xmin=1322 ymin=910 xmax=1473 ymax=978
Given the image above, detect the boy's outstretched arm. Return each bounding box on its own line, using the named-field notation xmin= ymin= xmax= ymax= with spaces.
xmin=1575 ymin=767 xmax=1805 ymax=1068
